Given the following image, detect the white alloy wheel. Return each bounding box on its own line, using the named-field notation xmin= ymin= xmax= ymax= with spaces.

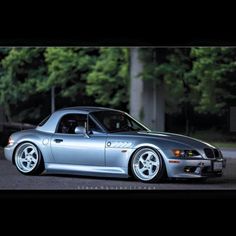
xmin=131 ymin=148 xmax=164 ymax=182
xmin=15 ymin=143 xmax=43 ymax=175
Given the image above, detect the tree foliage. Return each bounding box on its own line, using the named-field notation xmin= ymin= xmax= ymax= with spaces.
xmin=0 ymin=48 xmax=47 ymax=121
xmin=86 ymin=48 xmax=129 ymax=108
xmin=139 ymin=48 xmax=197 ymax=114
xmin=191 ymin=47 xmax=236 ymax=114
xmin=0 ymin=47 xmax=129 ymax=123
xmin=138 ymin=47 xmax=236 ymax=133
xmin=1 ymin=46 xmax=236 ymax=128
xmin=139 ymin=47 xmax=236 ymax=116
xmin=42 ymin=47 xmax=99 ymax=98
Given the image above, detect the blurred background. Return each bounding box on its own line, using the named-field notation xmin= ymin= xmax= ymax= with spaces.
xmin=0 ymin=47 xmax=236 ymax=148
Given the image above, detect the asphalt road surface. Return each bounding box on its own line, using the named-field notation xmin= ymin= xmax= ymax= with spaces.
xmin=0 ymin=148 xmax=236 ymax=190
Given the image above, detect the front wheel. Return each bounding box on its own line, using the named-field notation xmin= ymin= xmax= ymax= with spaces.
xmin=14 ymin=142 xmax=44 ymax=175
xmin=131 ymin=148 xmax=165 ymax=183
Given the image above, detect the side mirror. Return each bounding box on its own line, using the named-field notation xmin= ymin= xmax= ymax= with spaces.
xmin=74 ymin=126 xmax=85 ymax=134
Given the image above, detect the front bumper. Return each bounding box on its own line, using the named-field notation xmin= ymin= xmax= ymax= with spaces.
xmin=4 ymin=145 xmax=15 ymax=162
xmin=166 ymin=158 xmax=226 ymax=178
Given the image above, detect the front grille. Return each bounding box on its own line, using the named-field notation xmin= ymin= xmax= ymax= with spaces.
xmin=204 ymin=148 xmax=214 ymax=158
xmin=213 ymin=148 xmax=220 ymax=158
xmin=204 ymin=148 xmax=221 ymax=159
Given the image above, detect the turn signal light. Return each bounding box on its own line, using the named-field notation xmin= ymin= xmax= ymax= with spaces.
xmin=172 ymin=149 xmax=183 ymax=157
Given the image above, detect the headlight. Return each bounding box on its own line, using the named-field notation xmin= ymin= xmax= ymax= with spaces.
xmin=8 ymin=136 xmax=14 ymax=146
xmin=172 ymin=149 xmax=201 ymax=158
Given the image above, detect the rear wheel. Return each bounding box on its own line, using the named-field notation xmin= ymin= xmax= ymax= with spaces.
xmin=131 ymin=148 xmax=165 ymax=183
xmin=14 ymin=142 xmax=44 ymax=175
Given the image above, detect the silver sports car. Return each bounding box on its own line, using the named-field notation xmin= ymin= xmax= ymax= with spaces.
xmin=4 ymin=107 xmax=226 ymax=182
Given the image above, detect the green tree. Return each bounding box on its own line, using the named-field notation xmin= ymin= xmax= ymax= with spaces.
xmin=139 ymin=47 xmax=236 ymax=133
xmin=0 ymin=47 xmax=47 ymax=122
xmin=42 ymin=47 xmax=99 ymax=100
xmin=86 ymin=48 xmax=129 ymax=109
xmin=0 ymin=47 xmax=130 ymax=123
xmin=191 ymin=47 xmax=236 ymax=114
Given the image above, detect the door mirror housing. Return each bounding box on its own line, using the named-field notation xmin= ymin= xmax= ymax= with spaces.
xmin=74 ymin=126 xmax=85 ymax=134
xmin=74 ymin=126 xmax=90 ymax=138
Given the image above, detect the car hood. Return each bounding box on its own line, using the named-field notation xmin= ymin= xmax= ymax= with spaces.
xmin=109 ymin=131 xmax=216 ymax=149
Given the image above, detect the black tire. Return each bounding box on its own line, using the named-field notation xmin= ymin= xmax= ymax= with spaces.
xmin=14 ymin=142 xmax=44 ymax=175
xmin=131 ymin=147 xmax=166 ymax=183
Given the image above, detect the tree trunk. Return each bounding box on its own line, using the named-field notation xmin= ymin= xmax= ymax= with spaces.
xmin=130 ymin=48 xmax=144 ymax=121
xmin=130 ymin=48 xmax=165 ymax=131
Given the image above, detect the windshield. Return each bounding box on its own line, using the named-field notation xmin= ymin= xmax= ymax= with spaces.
xmin=91 ymin=111 xmax=149 ymax=133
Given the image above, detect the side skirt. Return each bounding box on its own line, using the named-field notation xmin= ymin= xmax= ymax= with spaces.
xmin=44 ymin=163 xmax=129 ymax=178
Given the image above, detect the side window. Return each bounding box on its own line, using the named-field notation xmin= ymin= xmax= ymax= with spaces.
xmin=89 ymin=118 xmax=103 ymax=133
xmin=57 ymin=114 xmax=87 ymax=134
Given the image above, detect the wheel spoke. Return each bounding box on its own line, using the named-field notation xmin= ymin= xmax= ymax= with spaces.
xmin=20 ymin=159 xmax=27 ymax=166
xmin=23 ymin=150 xmax=28 ymax=158
xmin=31 ymin=158 xmax=37 ymax=164
xmin=140 ymin=154 xmax=146 ymax=162
xmin=26 ymin=161 xmax=31 ymax=169
xmin=146 ymin=153 xmax=153 ymax=161
xmin=139 ymin=166 xmax=146 ymax=173
xmin=150 ymin=159 xmax=159 ymax=166
xmin=139 ymin=159 xmax=145 ymax=165
xmin=148 ymin=168 xmax=153 ymax=176
xmin=29 ymin=149 xmax=35 ymax=155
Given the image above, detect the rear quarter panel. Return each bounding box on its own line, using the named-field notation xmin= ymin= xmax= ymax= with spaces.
xmin=9 ymin=129 xmax=54 ymax=163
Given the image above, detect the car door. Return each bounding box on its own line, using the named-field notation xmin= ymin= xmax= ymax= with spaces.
xmin=50 ymin=113 xmax=107 ymax=166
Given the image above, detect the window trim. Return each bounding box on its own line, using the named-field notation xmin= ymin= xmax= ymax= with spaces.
xmin=55 ymin=113 xmax=87 ymax=134
xmin=55 ymin=113 xmax=106 ymax=134
xmin=89 ymin=114 xmax=106 ymax=133
xmin=90 ymin=110 xmax=149 ymax=133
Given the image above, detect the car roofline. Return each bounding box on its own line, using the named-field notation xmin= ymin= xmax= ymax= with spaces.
xmin=58 ymin=106 xmax=124 ymax=114
xmin=36 ymin=107 xmax=126 ymax=133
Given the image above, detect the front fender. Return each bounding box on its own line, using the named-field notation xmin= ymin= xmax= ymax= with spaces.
xmin=130 ymin=143 xmax=169 ymax=175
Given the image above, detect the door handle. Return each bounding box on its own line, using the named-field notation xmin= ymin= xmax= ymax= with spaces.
xmin=54 ymin=139 xmax=63 ymax=143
